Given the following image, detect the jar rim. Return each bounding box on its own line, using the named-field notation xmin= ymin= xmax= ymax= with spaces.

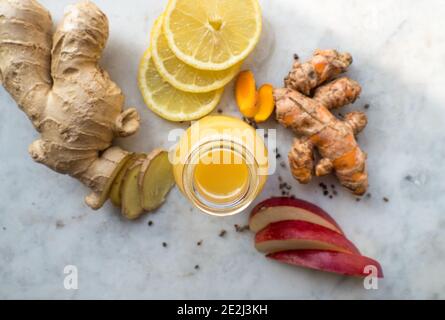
xmin=182 ymin=138 xmax=261 ymax=216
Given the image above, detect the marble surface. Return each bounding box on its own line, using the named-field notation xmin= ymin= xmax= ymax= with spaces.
xmin=1 ymin=0 xmax=444 ymax=299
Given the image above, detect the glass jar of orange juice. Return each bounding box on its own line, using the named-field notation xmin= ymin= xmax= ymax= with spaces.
xmin=172 ymin=115 xmax=269 ymax=216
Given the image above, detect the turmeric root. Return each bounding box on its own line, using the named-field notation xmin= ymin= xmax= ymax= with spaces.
xmin=254 ymin=84 xmax=275 ymax=123
xmin=284 ymin=50 xmax=353 ymax=95
xmin=235 ymin=70 xmax=275 ymax=122
xmin=275 ymin=50 xmax=368 ymax=195
xmin=313 ymin=78 xmax=361 ymax=110
xmin=0 ymin=0 xmax=173 ymax=213
xmin=235 ymin=70 xmax=258 ymax=118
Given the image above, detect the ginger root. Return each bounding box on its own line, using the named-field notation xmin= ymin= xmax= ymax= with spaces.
xmin=0 ymin=0 xmax=173 ymax=213
xmin=275 ymin=50 xmax=368 ymax=195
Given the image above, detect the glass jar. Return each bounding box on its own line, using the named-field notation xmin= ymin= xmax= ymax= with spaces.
xmin=172 ymin=115 xmax=268 ymax=216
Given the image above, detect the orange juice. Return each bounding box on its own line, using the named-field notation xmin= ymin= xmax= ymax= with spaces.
xmin=194 ymin=149 xmax=249 ymax=203
xmin=172 ymin=115 xmax=268 ymax=215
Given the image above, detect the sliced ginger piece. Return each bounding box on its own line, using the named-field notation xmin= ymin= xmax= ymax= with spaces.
xmin=84 ymin=148 xmax=132 ymax=210
xmin=254 ymin=84 xmax=275 ymax=123
xmin=120 ymin=159 xmax=145 ymax=220
xmin=109 ymin=153 xmax=145 ymax=207
xmin=235 ymin=71 xmax=258 ymax=118
xmin=139 ymin=149 xmax=175 ymax=211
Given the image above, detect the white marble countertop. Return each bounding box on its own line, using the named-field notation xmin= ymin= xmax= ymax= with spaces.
xmin=1 ymin=0 xmax=444 ymax=299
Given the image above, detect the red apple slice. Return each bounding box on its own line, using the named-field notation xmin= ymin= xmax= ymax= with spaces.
xmin=250 ymin=197 xmax=343 ymax=234
xmin=268 ymin=250 xmax=384 ymax=278
xmin=255 ymin=220 xmax=360 ymax=255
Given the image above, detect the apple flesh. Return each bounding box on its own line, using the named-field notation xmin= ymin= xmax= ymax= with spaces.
xmin=268 ymin=250 xmax=384 ymax=278
xmin=255 ymin=220 xmax=360 ymax=255
xmin=250 ymin=197 xmax=343 ymax=234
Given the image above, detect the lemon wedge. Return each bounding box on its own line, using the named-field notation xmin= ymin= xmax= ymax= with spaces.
xmin=151 ymin=16 xmax=241 ymax=93
xmin=138 ymin=49 xmax=223 ymax=122
xmin=163 ymin=0 xmax=262 ymax=71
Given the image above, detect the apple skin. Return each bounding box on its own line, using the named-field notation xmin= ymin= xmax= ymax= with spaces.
xmin=250 ymin=197 xmax=343 ymax=234
xmin=255 ymin=220 xmax=360 ymax=255
xmin=267 ymin=250 xmax=384 ymax=278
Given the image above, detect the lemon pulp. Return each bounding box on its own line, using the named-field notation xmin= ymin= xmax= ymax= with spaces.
xmin=163 ymin=0 xmax=262 ymax=70
xmin=137 ymin=49 xmax=223 ymax=121
xmin=151 ymin=16 xmax=241 ymax=93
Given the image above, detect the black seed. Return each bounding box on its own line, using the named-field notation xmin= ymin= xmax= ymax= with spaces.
xmin=364 ymin=104 xmax=370 ymax=109
xmin=323 ymin=190 xmax=329 ymax=196
xmin=234 ymin=224 xmax=249 ymax=232
xmin=219 ymin=230 xmax=227 ymax=237
xmin=195 ymin=265 xmax=200 ymax=270
xmin=148 ymin=221 xmax=153 ymax=226
xmin=162 ymin=242 xmax=168 ymax=247
xmin=383 ymin=197 xmax=389 ymax=202
xmin=197 ymin=240 xmax=203 ymax=246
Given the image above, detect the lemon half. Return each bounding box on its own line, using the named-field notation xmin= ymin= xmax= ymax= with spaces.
xmin=163 ymin=0 xmax=262 ymax=71
xmin=138 ymin=49 xmax=223 ymax=122
xmin=151 ymin=16 xmax=241 ymax=93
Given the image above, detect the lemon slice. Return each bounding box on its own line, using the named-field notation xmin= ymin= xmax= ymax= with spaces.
xmin=151 ymin=16 xmax=241 ymax=93
xmin=163 ymin=0 xmax=262 ymax=71
xmin=138 ymin=49 xmax=223 ymax=122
